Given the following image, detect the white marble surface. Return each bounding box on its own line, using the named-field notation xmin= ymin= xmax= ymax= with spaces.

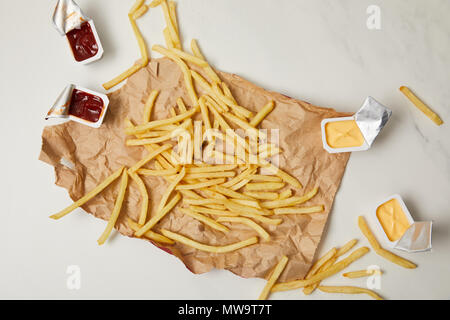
xmin=0 ymin=0 xmax=449 ymax=299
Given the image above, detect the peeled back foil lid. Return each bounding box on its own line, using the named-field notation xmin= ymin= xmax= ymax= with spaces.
xmin=355 ymin=96 xmax=392 ymax=146
xmin=394 ymin=221 xmax=433 ymax=253
xmin=52 ymin=0 xmax=89 ymax=35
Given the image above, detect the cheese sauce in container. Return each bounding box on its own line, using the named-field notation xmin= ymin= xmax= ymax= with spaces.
xmin=372 ymin=194 xmax=432 ymax=252
xmin=321 ymin=96 xmax=392 ymax=153
xmin=46 ymin=84 xmax=109 ymax=128
xmin=52 ymin=0 xmax=104 ymax=64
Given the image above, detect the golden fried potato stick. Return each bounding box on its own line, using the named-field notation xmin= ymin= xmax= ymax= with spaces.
xmin=161 ymin=0 xmax=181 ymax=49
xmin=103 ymin=64 xmax=143 ymax=90
xmin=263 ymin=163 xmax=302 ymax=189
xmin=238 ymin=213 xmax=282 ymax=226
xmin=152 ymin=45 xmax=198 ymax=105
xmin=261 ymin=187 xmax=318 ymax=209
xmin=199 ymin=97 xmax=212 ymax=130
xmin=184 ymin=171 xmax=235 ymax=179
xmin=176 ymin=178 xmax=226 ymax=190
xmin=220 ymin=198 xmax=269 ymax=216
xmin=243 ymin=191 xmax=278 ymax=201
xmin=132 ymin=4 xmax=149 ymax=19
xmin=168 ymin=47 xmax=208 ymax=67
xmin=160 ymin=229 xmax=258 ymax=253
xmin=212 ymin=185 xmax=255 ymax=200
xmin=129 ymin=0 xmax=146 ymax=14
xmin=125 ymin=107 xmax=198 ymax=135
xmin=179 ymin=207 xmax=229 ymax=233
xmin=271 ymin=247 xmax=370 ymax=292
xmin=189 ymin=206 xmax=238 ymax=217
xmin=163 ymin=27 xmax=174 ymax=48
xmin=231 ymin=199 xmax=262 ymax=209
xmin=342 ymin=269 xmax=382 ymax=278
xmin=126 ymin=122 xmax=190 ymax=146
xmin=191 ymin=39 xmax=221 ymax=84
xmin=217 ymin=217 xmax=270 ymax=241
xmin=129 ymin=144 xmax=172 ymax=173
xmin=303 ymin=238 xmax=358 ymax=295
xmin=50 ymin=166 xmax=124 ymax=220
xmin=245 ymin=182 xmax=285 ymax=191
xmin=136 ymin=130 xmax=168 ymax=139
xmin=128 ymin=171 xmax=149 ymax=225
xmin=177 ymin=97 xmax=187 ymax=113
xmin=149 ymin=0 xmax=163 ymax=8
xmin=97 ymin=170 xmax=129 ymax=245
xmin=318 ymin=286 xmax=383 ymax=300
xmin=358 ymin=216 xmax=417 ymax=269
xmin=127 ymin=218 xmax=174 ymax=244
xmin=135 ymin=192 xmax=182 ymax=237
xmin=274 ymin=205 xmax=324 ymax=215
xmin=222 ymin=112 xmax=261 ymax=140
xmin=143 ymin=90 xmax=160 ymax=123
xmin=248 ymin=174 xmax=282 ymax=182
xmin=186 ymin=164 xmax=237 ymax=173
xmin=250 ymin=101 xmax=275 ymax=127
xmin=399 ymin=86 xmax=443 ymax=126
xmin=203 ymin=94 xmax=229 ymax=113
xmin=258 ymin=256 xmax=289 ymax=300
xmin=168 ymin=1 xmax=178 ymax=32
xmin=305 ymin=247 xmax=337 ymax=280
xmin=278 ymin=189 xmax=292 ymax=200
xmin=222 ymin=166 xmax=257 ymax=188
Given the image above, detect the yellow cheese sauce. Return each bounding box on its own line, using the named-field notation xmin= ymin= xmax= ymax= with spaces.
xmin=376 ymin=199 xmax=411 ymax=241
xmin=325 ymin=120 xmax=365 ymax=149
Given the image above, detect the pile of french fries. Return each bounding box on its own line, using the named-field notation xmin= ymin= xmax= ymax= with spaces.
xmin=50 ymin=0 xmax=418 ymax=300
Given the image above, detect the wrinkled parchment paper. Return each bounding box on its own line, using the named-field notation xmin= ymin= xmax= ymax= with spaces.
xmin=40 ymin=58 xmax=350 ymax=282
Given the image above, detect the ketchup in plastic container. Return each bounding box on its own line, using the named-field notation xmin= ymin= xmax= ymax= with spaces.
xmin=66 ymin=22 xmax=99 ymax=62
xmin=68 ymin=89 xmax=104 ymax=123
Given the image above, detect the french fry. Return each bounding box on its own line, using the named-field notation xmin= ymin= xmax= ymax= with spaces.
xmin=129 ymin=0 xmax=146 ymax=14
xmin=250 ymin=101 xmax=275 ymax=127
xmin=342 ymin=269 xmax=382 ymax=279
xmin=125 ymin=107 xmax=198 ymax=135
xmin=168 ymin=1 xmax=178 ymax=32
xmin=191 ymin=39 xmax=221 ymax=83
xmin=263 ymin=163 xmax=302 ymax=189
xmin=258 ymin=256 xmax=289 ymax=300
xmin=152 ymin=45 xmax=198 ymax=105
xmin=149 ymin=0 xmax=163 ymax=8
xmin=50 ymin=167 xmax=124 ymax=220
xmin=238 ymin=213 xmax=282 ymax=226
xmin=176 ymin=178 xmax=226 ymax=190
xmin=217 ymin=216 xmax=270 ymax=241
xmin=129 ymin=16 xmax=149 ymax=66
xmin=161 ymin=0 xmax=180 ymax=49
xmin=163 ymin=27 xmax=174 ymax=48
xmin=304 ymin=247 xmax=337 ymax=280
xmin=231 ymin=199 xmax=262 ymax=209
xmin=318 ymin=286 xmax=383 ymax=300
xmin=278 ymin=189 xmax=292 ymax=200
xmin=160 ymin=229 xmax=258 ymax=253
xmin=190 ymin=205 xmax=238 ymax=217
xmin=135 ymin=192 xmax=182 ymax=237
xmin=273 ymin=205 xmax=324 ymax=215
xmin=137 ymin=167 xmax=179 ymax=176
xmin=261 ymin=187 xmax=319 ymax=209
xmin=244 ymin=182 xmax=285 ymax=191
xmin=199 ymin=97 xmax=212 ymax=130
xmin=136 ymin=131 xmax=168 ymax=139
xmin=243 ymin=191 xmax=278 ymax=201
xmin=179 ymin=208 xmax=229 ymax=233
xmin=248 ymin=174 xmax=282 ymax=182
xmin=212 ymin=185 xmax=254 ymax=200
xmin=303 ymin=238 xmax=358 ymax=295
xmin=184 ymin=171 xmax=235 ymax=180
xmin=358 ymin=216 xmax=417 ymax=269
xmin=143 ymin=90 xmax=160 ymax=123
xmin=177 ymin=97 xmax=187 ymax=113
xmin=399 ymin=86 xmax=443 ymax=126
xmin=103 ymin=64 xmax=143 ymax=90
xmin=128 ymin=171 xmax=149 ymax=225
xmin=127 ymin=218 xmax=174 ymax=244
xmin=97 ymin=170 xmax=129 ymax=245
xmin=222 ymin=166 xmax=257 ymax=188
xmin=132 ymin=4 xmax=149 ymax=19
xmin=186 ymin=164 xmax=237 ymax=173
xmin=129 ymin=144 xmax=172 ymax=173
xmin=271 ymin=247 xmax=370 ymax=292
xmin=168 ymin=47 xmax=208 ymax=67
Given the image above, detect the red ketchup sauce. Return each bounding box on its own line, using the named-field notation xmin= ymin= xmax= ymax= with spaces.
xmin=66 ymin=22 xmax=98 ymax=62
xmin=68 ymin=89 xmax=104 ymax=123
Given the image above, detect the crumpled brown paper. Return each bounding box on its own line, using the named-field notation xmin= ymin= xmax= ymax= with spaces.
xmin=40 ymin=57 xmax=350 ymax=282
